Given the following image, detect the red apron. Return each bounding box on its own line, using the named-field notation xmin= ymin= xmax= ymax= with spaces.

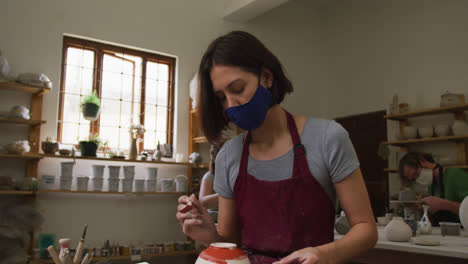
xmin=233 ymin=111 xmax=336 ymax=264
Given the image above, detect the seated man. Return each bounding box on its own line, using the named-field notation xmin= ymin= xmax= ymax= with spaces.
xmin=399 ymin=152 xmax=468 ymax=225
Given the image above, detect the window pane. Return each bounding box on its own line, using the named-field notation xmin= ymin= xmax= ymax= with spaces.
xmin=121 ymin=101 xmax=138 ymax=126
xmin=63 ymin=94 xmax=81 ymax=122
xmin=145 ymin=77 xmax=157 ymax=105
xmin=100 ymin=126 xmax=119 ymax=149
xmin=145 ymin=131 xmax=156 ymax=150
xmin=65 ymin=48 xmax=94 ymax=95
xmin=78 ymin=123 xmax=90 ymax=142
xmin=62 ymin=122 xmax=78 ymax=144
xmin=64 ymin=65 xmax=82 ymax=94
xmin=121 ymin=60 xmax=135 ymax=101
xmin=156 ymin=106 xmax=167 ymax=132
xmin=120 ymin=127 xmax=130 ymax=150
xmin=100 ymin=98 xmax=121 ymax=127
xmin=156 ymin=131 xmax=166 ymax=145
xmin=144 ymin=104 xmax=156 ymax=131
xmin=158 ymin=64 xmax=169 ymax=81
xmin=157 ymin=81 xmax=168 ymax=106
xmin=102 ymin=54 xmax=123 ymax=100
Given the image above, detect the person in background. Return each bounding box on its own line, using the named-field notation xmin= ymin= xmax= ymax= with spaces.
xmin=199 ymin=143 xmax=223 ymax=222
xmin=399 ymin=152 xmax=468 ymax=225
xmin=177 ymin=31 xmax=377 ymax=264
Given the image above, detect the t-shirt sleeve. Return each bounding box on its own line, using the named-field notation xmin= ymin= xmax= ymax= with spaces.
xmin=213 ymin=144 xmax=234 ymax=199
xmin=325 ymin=120 xmax=360 ymax=182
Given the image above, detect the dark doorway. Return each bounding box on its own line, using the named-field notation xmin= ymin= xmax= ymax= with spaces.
xmin=335 ymin=110 xmax=388 ymax=217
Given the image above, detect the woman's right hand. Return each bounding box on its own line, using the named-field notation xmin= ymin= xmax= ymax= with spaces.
xmin=177 ymin=194 xmax=218 ymax=245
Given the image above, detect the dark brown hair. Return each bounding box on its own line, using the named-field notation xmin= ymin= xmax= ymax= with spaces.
xmin=398 ymin=152 xmax=435 ymax=187
xmin=197 ymin=31 xmax=293 ymax=143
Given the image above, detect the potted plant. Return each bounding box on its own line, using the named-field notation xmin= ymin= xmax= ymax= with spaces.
xmin=79 ymin=133 xmax=101 ymax=157
xmin=41 ymin=137 xmax=59 ymax=155
xmin=81 ymin=91 xmax=101 ymax=121
xmin=128 ymin=124 xmax=146 ymax=160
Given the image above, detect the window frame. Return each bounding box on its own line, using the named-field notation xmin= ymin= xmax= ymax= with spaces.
xmin=58 ymin=36 xmax=176 ymax=153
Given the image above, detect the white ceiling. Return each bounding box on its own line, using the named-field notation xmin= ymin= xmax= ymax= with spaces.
xmin=223 ymin=0 xmax=293 ymax=22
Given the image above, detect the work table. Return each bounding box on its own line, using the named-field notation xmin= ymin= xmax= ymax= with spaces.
xmin=335 ymin=226 xmax=468 ymax=263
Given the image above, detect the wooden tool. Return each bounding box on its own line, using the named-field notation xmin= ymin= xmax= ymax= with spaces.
xmin=73 ymin=224 xmax=88 ymax=264
xmin=80 ymin=253 xmax=89 ymax=264
xmin=47 ymin=245 xmax=62 ymax=264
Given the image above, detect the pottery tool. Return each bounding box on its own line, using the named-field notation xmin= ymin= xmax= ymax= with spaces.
xmin=180 ymin=201 xmax=193 ymax=213
xmin=86 ymin=253 xmax=94 ymax=264
xmin=47 ymin=245 xmax=63 ymax=264
xmin=80 ymin=253 xmax=89 ymax=264
xmin=73 ymin=224 xmax=88 ymax=264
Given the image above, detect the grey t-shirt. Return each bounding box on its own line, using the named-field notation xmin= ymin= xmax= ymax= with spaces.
xmin=214 ymin=118 xmax=360 ymax=206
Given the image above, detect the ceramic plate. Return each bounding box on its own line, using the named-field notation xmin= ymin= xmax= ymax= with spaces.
xmin=413 ymin=237 xmax=440 ymax=246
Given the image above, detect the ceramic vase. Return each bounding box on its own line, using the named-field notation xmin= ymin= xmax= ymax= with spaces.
xmin=460 ymin=195 xmax=468 ymax=229
xmin=384 ymin=217 xmax=412 ymax=242
xmin=417 ymin=205 xmax=432 ymax=234
xmin=195 ymin=243 xmax=250 ymax=264
xmin=335 ymin=211 xmax=351 ymax=235
xmin=129 ymin=137 xmax=138 ymax=160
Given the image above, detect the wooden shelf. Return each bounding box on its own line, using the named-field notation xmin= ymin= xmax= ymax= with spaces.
xmin=194 ymin=163 xmax=209 ymax=169
xmin=190 ymin=109 xmax=196 ymax=114
xmin=0 ymin=117 xmax=46 ymax=126
xmin=382 ymin=135 xmax=468 ymax=146
xmin=193 ymin=136 xmax=208 ymax=144
xmin=385 ymin=103 xmax=468 ymax=121
xmin=0 ymin=190 xmax=35 ymax=195
xmin=0 ymin=81 xmax=51 ymax=95
xmin=0 ymin=153 xmax=43 ymax=160
xmin=40 ymin=154 xmax=191 ymax=166
xmin=38 ymin=189 xmax=184 ymax=195
xmin=385 ymin=164 xmax=468 ymax=173
xmin=37 ymin=250 xmax=199 ymax=263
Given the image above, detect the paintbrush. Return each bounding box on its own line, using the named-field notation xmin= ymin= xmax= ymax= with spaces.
xmin=80 ymin=253 xmax=89 ymax=264
xmin=47 ymin=245 xmax=63 ymax=264
xmin=73 ymin=224 xmax=88 ymax=264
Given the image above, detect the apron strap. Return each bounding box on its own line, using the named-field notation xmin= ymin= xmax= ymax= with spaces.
xmin=285 ymin=111 xmax=306 ymax=160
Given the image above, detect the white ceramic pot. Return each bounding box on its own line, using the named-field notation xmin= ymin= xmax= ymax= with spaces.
xmin=121 ymin=178 xmax=133 ymax=192
xmin=452 ymin=120 xmax=468 ymax=136
xmin=161 ymin=179 xmax=174 ymax=192
xmin=384 ymin=217 xmax=413 ymax=242
xmin=123 ymin=166 xmax=135 ymax=179
xmin=195 ymin=243 xmax=250 ymax=264
xmin=418 ymin=126 xmax=433 ymax=138
xmin=92 ymin=178 xmax=104 ymax=191
xmin=60 ymin=176 xmax=72 ymax=191
xmin=92 ymin=165 xmax=105 ymax=178
xmin=434 ymin=124 xmax=450 ymax=137
xmin=61 ymin=162 xmax=74 ymax=178
xmin=175 ymin=175 xmax=188 ymax=193
xmin=134 ymin=179 xmax=145 ymax=192
xmin=146 ymin=167 xmax=158 ymax=180
xmin=108 ymin=166 xmax=121 ymax=179
xmin=440 ymin=91 xmax=463 ymax=107
xmin=146 ymin=179 xmax=157 ymax=192
xmin=9 ymin=105 xmax=30 ymax=120
xmin=108 ymin=178 xmax=120 ymax=192
xmin=76 ymin=176 xmax=89 ymax=191
xmin=460 ymin=195 xmax=468 ymax=230
xmin=402 ymin=126 xmax=417 ymax=139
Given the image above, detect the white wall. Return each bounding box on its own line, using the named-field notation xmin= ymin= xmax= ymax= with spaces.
xmin=324 ymin=0 xmax=468 ymax=195
xmin=0 ymin=0 xmax=326 ymax=257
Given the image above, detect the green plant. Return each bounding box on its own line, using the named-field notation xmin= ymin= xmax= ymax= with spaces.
xmin=81 ymin=90 xmax=101 ymax=107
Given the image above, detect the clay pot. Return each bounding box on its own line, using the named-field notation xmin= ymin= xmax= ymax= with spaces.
xmin=434 ymin=124 xmax=450 ymax=137
xmin=418 ymin=126 xmax=433 ymax=138
xmin=402 ymin=126 xmax=417 ymax=139
xmin=195 ymin=243 xmax=250 ymax=264
xmin=384 ymin=217 xmax=413 ymax=242
xmin=42 ymin=142 xmax=59 ymax=154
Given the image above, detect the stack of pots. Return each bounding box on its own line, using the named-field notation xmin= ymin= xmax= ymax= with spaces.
xmin=108 ymin=165 xmax=121 ymax=192
xmin=146 ymin=167 xmax=158 ymax=192
xmin=92 ymin=165 xmax=105 ymax=191
xmin=60 ymin=162 xmax=74 ymax=190
xmin=122 ymin=166 xmax=135 ymax=192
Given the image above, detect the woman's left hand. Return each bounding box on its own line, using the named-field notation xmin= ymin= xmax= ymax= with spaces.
xmin=273 ymin=247 xmax=321 ymax=264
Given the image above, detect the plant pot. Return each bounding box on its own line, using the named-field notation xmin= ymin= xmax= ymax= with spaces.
xmin=79 ymin=141 xmax=98 ymax=157
xmin=42 ymin=142 xmax=59 ymax=154
xmin=82 ymin=103 xmax=100 ymax=121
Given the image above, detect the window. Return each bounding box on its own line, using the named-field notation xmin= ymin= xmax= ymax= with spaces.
xmin=58 ymin=36 xmax=175 ymax=153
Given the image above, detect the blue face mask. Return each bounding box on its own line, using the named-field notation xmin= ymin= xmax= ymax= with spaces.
xmin=226 ymin=84 xmax=272 ymax=131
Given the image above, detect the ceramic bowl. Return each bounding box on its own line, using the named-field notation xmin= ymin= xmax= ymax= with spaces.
xmin=440 ymin=222 xmax=460 ymax=236
xmin=402 ymin=126 xmax=417 ymax=139
xmin=418 ymin=127 xmax=433 ymax=138
xmin=434 ymin=124 xmax=450 ymax=137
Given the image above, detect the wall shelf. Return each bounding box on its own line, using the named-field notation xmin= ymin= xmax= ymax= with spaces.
xmin=40 ymin=154 xmax=191 ymax=166
xmin=382 ymin=135 xmax=468 ymax=147
xmin=385 ymin=103 xmax=468 ymax=121
xmin=385 ymin=164 xmax=468 ymax=173
xmin=0 ymin=117 xmax=46 ymax=126
xmin=0 ymin=190 xmax=35 ymax=195
xmin=38 ymin=189 xmax=184 ymax=195
xmin=0 ymin=81 xmax=51 ymax=95
xmin=0 ymin=153 xmax=43 ymax=160
xmin=36 ymin=250 xmax=199 ymax=263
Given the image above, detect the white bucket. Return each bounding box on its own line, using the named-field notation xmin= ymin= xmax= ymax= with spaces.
xmin=175 ymin=175 xmax=188 ymax=193
xmin=108 ymin=166 xmax=121 ymax=179
xmin=146 ymin=167 xmax=158 ymax=180
xmin=146 ymin=179 xmax=157 ymax=192
xmin=134 ymin=179 xmax=145 ymax=193
xmin=108 ymin=178 xmax=120 ymax=192
xmin=123 ymin=166 xmax=135 ymax=179
xmin=60 ymin=176 xmax=72 ymax=190
xmin=92 ymin=165 xmax=105 ymax=178
xmin=121 ymin=178 xmax=133 ymax=193
xmin=61 ymin=162 xmax=74 ymax=178
xmin=92 ymin=178 xmax=104 ymax=191
xmin=161 ymin=179 xmax=174 ymax=192
xmin=76 ymin=176 xmax=89 ymax=191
